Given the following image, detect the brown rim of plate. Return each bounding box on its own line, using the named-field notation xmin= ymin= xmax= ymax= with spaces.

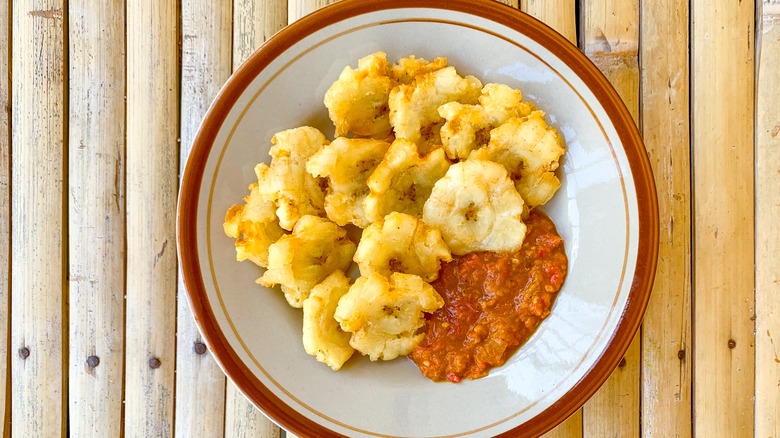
xmin=177 ymin=0 xmax=660 ymax=436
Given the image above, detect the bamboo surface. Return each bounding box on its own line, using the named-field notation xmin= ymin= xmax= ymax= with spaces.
xmin=233 ymin=0 xmax=287 ymax=72
xmin=521 ymin=0 xmax=577 ymax=44
xmin=124 ymin=0 xmax=179 ymax=436
xmin=175 ymin=0 xmax=232 ymax=436
xmin=756 ymin=1 xmax=780 ymax=436
xmin=10 ymin=1 xmax=66 ymax=436
xmin=580 ymin=1 xmax=641 ymax=436
xmin=67 ymin=1 xmax=126 ymax=436
xmin=692 ymin=0 xmax=756 ymax=436
xmin=225 ymin=383 xmax=282 ymax=438
xmin=288 ymin=0 xmax=337 ymax=24
xmin=0 ymin=2 xmax=10 ymax=436
xmin=640 ymin=0 xmax=693 ymax=436
xmin=1 ymin=1 xmax=776 ymax=437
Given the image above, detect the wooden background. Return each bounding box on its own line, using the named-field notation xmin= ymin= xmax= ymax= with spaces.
xmin=1 ymin=0 xmax=777 ymax=436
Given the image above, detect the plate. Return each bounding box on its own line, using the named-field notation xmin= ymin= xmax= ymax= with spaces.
xmin=177 ymin=0 xmax=659 ymax=436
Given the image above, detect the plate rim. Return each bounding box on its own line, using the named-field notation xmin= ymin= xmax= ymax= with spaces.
xmin=177 ymin=0 xmax=660 ymax=436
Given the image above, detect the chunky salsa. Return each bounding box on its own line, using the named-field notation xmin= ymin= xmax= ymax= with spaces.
xmin=410 ymin=210 xmax=568 ymax=383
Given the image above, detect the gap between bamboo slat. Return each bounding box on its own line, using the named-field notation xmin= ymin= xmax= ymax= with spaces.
xmin=224 ymin=1 xmax=287 ymax=436
xmin=518 ymin=2 xmax=581 ymax=437
xmin=639 ymin=0 xmax=693 ymax=436
xmin=579 ymin=1 xmax=641 ymax=436
xmin=174 ymin=1 xmax=232 ymax=436
xmin=10 ymin=2 xmax=67 ymax=437
xmin=691 ymin=0 xmax=756 ymax=436
xmin=0 ymin=1 xmax=10 ymax=436
xmin=124 ymin=0 xmax=179 ymax=436
xmin=67 ymin=1 xmax=126 ymax=436
xmin=521 ymin=0 xmax=577 ymax=45
xmin=755 ymin=1 xmax=780 ymax=435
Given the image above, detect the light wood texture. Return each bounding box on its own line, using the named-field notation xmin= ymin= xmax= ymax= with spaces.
xmin=756 ymin=1 xmax=780 ymax=436
xmin=124 ymin=0 xmax=179 ymax=436
xmin=543 ymin=412 xmax=581 ymax=438
xmin=288 ymin=0 xmax=337 ymax=24
xmin=521 ymin=0 xmax=577 ymax=44
xmin=584 ymin=337 xmax=641 ymax=437
xmin=0 ymin=1 xmax=9 ymax=436
xmin=10 ymin=2 xmax=66 ymax=436
xmin=225 ymin=384 xmax=282 ymax=438
xmin=67 ymin=1 xmax=126 ymax=436
xmin=580 ymin=1 xmax=640 ymax=436
xmin=226 ymin=1 xmax=287 ymax=435
xmin=175 ymin=1 xmax=232 ymax=436
xmin=233 ymin=0 xmax=287 ymax=71
xmin=691 ymin=0 xmax=756 ymax=436
xmin=580 ymin=0 xmax=640 ymax=113
xmin=639 ymin=0 xmax=692 ymax=435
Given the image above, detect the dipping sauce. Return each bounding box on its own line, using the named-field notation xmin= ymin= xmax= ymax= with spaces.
xmin=410 ymin=210 xmax=567 ymax=383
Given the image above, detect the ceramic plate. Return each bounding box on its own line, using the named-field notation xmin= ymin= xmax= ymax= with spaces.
xmin=178 ymin=0 xmax=659 ymax=436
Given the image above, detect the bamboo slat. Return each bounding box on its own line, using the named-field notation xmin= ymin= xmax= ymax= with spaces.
xmin=124 ymin=0 xmax=179 ymax=436
xmin=175 ymin=1 xmax=232 ymax=436
xmin=756 ymin=1 xmax=780 ymax=435
xmin=0 ymin=2 xmax=9 ymax=436
xmin=225 ymin=384 xmax=281 ymax=438
xmin=67 ymin=1 xmax=126 ymax=436
xmin=691 ymin=0 xmax=756 ymax=436
xmin=580 ymin=0 xmax=639 ymax=111
xmin=580 ymin=1 xmax=640 ymax=436
xmin=224 ymin=1 xmax=287 ymax=436
xmin=233 ymin=0 xmax=287 ymax=71
xmin=639 ymin=0 xmax=692 ymax=435
xmin=10 ymin=2 xmax=67 ymax=437
xmin=520 ymin=0 xmax=577 ymax=44
xmin=518 ymin=3 xmax=580 ymax=437
xmin=288 ymin=0 xmax=337 ymax=24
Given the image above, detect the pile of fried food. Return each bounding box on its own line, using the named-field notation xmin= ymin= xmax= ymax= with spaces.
xmin=224 ymin=52 xmax=566 ymax=371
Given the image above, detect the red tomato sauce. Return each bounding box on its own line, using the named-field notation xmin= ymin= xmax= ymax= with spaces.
xmin=410 ymin=210 xmax=568 ymax=383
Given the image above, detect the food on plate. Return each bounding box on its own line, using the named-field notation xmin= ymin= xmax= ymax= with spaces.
xmin=353 ymin=212 xmax=451 ymax=282
xmin=334 ymin=272 xmax=444 ymax=361
xmin=469 ymin=111 xmax=566 ymax=208
xmin=389 ymin=66 xmax=482 ymax=153
xmin=422 ymin=160 xmax=527 ymax=255
xmin=225 ymin=52 xmax=568 ymax=380
xmin=223 ymin=182 xmax=285 ymax=268
xmin=364 ymin=138 xmax=451 ymax=222
xmin=388 ymin=55 xmax=448 ymax=85
xmin=411 ymin=210 xmax=567 ymax=382
xmin=324 ymin=52 xmax=394 ymax=139
xmin=302 ymin=270 xmax=355 ymax=371
xmin=324 ymin=52 xmax=451 ymax=139
xmin=306 ymin=137 xmax=391 ymax=228
xmin=258 ymin=215 xmax=356 ymax=308
xmin=255 ymin=126 xmax=330 ymax=230
xmin=438 ymin=83 xmax=535 ymax=160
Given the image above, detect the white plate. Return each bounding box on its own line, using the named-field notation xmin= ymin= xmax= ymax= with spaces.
xmin=178 ymin=1 xmax=659 ymax=436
